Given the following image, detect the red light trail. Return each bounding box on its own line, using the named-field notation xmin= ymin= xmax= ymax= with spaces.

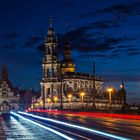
xmin=26 ymin=109 xmax=140 ymax=120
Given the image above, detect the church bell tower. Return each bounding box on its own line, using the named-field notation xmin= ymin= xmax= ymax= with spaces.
xmin=40 ymin=17 xmax=61 ymax=104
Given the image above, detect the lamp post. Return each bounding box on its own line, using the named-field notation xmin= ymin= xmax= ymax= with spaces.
xmin=47 ymin=98 xmax=51 ymax=109
xmin=54 ymin=96 xmax=58 ymax=108
xmin=35 ymin=103 xmax=39 ymax=110
xmin=60 ymin=79 xmax=63 ymax=110
xmin=107 ymin=87 xmax=113 ymax=111
xmin=68 ymin=94 xmax=72 ymax=110
xmin=40 ymin=101 xmax=43 ymax=110
xmin=80 ymin=92 xmax=85 ymax=108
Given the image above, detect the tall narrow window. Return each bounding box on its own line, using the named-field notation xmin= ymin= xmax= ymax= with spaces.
xmin=47 ymin=67 xmax=50 ymax=78
xmin=52 ymin=67 xmax=55 ymax=77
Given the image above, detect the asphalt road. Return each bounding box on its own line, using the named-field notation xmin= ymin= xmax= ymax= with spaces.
xmin=9 ymin=111 xmax=139 ymax=140
xmin=28 ymin=112 xmax=140 ymax=140
xmin=2 ymin=115 xmax=63 ymax=140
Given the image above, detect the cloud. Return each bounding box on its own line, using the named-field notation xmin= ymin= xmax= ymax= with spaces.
xmin=104 ymin=74 xmax=140 ymax=82
xmin=78 ymin=1 xmax=140 ymax=20
xmin=0 ymin=44 xmax=17 ymax=49
xmin=36 ymin=43 xmax=45 ymax=52
xmin=99 ymin=2 xmax=140 ymax=15
xmin=24 ymin=36 xmax=43 ymax=47
xmin=70 ymin=36 xmax=136 ymax=53
xmin=37 ymin=22 xmax=139 ymax=59
xmin=90 ymin=20 xmax=120 ymax=29
xmin=127 ymin=51 xmax=140 ymax=56
xmin=4 ymin=32 xmax=18 ymax=40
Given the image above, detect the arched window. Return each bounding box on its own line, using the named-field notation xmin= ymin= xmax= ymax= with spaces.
xmin=52 ymin=67 xmax=55 ymax=77
xmin=48 ymin=47 xmax=51 ymax=54
xmin=47 ymin=88 xmax=50 ymax=95
xmin=47 ymin=67 xmax=50 ymax=78
xmin=74 ymin=82 xmax=77 ymax=91
xmin=2 ymin=90 xmax=8 ymax=98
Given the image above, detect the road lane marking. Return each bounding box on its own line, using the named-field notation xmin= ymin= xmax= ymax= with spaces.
xmin=10 ymin=112 xmax=74 ymax=140
xmin=18 ymin=111 xmax=131 ymax=140
xmin=30 ymin=117 xmax=92 ymax=140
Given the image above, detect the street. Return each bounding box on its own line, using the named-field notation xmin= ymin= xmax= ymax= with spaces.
xmin=2 ymin=115 xmax=63 ymax=140
xmin=11 ymin=111 xmax=140 ymax=140
xmin=1 ymin=111 xmax=140 ymax=140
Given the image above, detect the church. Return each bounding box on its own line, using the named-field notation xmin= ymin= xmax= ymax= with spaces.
xmin=37 ymin=18 xmax=103 ymax=110
xmin=0 ymin=65 xmax=20 ymax=113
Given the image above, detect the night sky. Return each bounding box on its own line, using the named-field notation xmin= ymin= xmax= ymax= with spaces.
xmin=0 ymin=0 xmax=140 ymax=103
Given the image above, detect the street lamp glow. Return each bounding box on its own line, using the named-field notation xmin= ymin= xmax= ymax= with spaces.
xmin=54 ymin=96 xmax=58 ymax=103
xmin=80 ymin=92 xmax=85 ymax=97
xmin=68 ymin=94 xmax=72 ymax=99
xmin=68 ymin=94 xmax=72 ymax=109
xmin=107 ymin=87 xmax=113 ymax=92
xmin=47 ymin=98 xmax=51 ymax=103
xmin=80 ymin=91 xmax=85 ymax=108
xmin=107 ymin=87 xmax=113 ymax=111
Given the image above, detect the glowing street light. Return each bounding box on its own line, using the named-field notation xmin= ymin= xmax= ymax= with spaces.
xmin=67 ymin=94 xmax=72 ymax=109
xmin=35 ymin=103 xmax=39 ymax=109
xmin=107 ymin=87 xmax=113 ymax=111
xmin=80 ymin=92 xmax=85 ymax=108
xmin=47 ymin=98 xmax=51 ymax=110
xmin=47 ymin=98 xmax=51 ymax=103
xmin=40 ymin=101 xmax=43 ymax=109
xmin=53 ymin=96 xmax=58 ymax=108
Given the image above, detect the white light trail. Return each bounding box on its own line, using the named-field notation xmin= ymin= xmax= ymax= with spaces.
xmin=10 ymin=112 xmax=73 ymax=140
xmin=18 ymin=111 xmax=131 ymax=140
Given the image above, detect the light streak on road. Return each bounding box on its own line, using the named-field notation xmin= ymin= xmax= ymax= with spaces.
xmin=10 ymin=111 xmax=73 ymax=140
xmin=18 ymin=111 xmax=131 ymax=140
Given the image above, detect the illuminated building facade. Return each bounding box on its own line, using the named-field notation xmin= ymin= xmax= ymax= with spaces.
xmin=38 ymin=18 xmax=126 ymax=110
xmin=0 ymin=65 xmax=20 ymax=113
xmin=37 ymin=18 xmax=103 ymax=110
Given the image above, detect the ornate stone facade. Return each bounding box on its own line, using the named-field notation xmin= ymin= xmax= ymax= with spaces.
xmin=37 ymin=18 xmax=103 ymax=110
xmin=0 ymin=65 xmax=19 ymax=113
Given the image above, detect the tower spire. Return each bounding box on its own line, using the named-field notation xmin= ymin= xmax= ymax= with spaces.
xmin=63 ymin=21 xmax=71 ymax=59
xmin=45 ymin=17 xmax=57 ymax=43
xmin=1 ymin=64 xmax=8 ymax=81
xmin=49 ymin=16 xmax=53 ymax=28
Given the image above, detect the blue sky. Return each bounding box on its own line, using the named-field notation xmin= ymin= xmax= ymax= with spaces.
xmin=0 ymin=0 xmax=140 ymax=103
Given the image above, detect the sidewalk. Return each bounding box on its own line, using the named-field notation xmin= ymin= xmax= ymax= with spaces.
xmin=0 ymin=116 xmax=6 ymax=140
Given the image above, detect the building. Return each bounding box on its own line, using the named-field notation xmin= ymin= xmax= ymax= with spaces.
xmin=96 ymin=83 xmax=127 ymax=111
xmin=37 ymin=18 xmax=103 ymax=110
xmin=19 ymin=89 xmax=40 ymax=111
xmin=0 ymin=65 xmax=20 ymax=113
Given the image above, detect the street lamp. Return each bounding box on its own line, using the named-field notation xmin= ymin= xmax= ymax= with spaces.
xmin=47 ymin=98 xmax=51 ymax=103
xmin=35 ymin=103 xmax=39 ymax=109
xmin=53 ymin=96 xmax=58 ymax=108
xmin=40 ymin=101 xmax=43 ymax=109
xmin=47 ymin=98 xmax=51 ymax=110
xmin=107 ymin=87 xmax=113 ymax=111
xmin=80 ymin=92 xmax=85 ymax=108
xmin=67 ymin=94 xmax=72 ymax=109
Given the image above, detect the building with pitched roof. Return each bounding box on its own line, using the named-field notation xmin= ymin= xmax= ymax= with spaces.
xmin=0 ymin=65 xmax=19 ymax=113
